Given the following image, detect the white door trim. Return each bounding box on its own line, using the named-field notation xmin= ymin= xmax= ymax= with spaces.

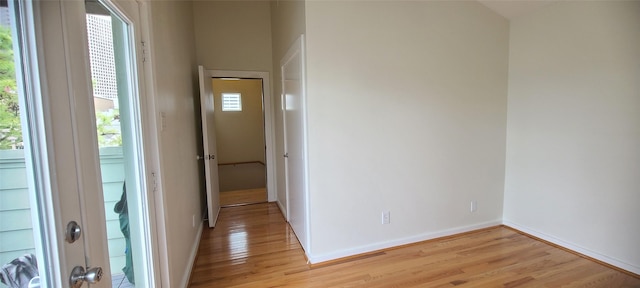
xmin=136 ymin=1 xmax=169 ymax=287
xmin=208 ymin=70 xmax=277 ymax=203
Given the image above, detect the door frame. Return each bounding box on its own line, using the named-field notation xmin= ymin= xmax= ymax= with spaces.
xmin=208 ymin=70 xmax=277 ymax=202
xmin=136 ymin=1 xmax=172 ymax=287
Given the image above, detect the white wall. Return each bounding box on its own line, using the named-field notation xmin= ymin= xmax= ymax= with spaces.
xmin=147 ymin=1 xmax=201 ymax=287
xmin=504 ymin=1 xmax=640 ymax=274
xmin=270 ymin=0 xmax=306 ymax=214
xmin=304 ymin=1 xmax=509 ymax=261
xmin=212 ymin=79 xmax=265 ymax=164
xmin=192 ymin=1 xmax=273 ymax=72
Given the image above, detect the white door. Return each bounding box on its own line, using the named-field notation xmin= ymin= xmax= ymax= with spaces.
xmin=198 ymin=66 xmax=221 ymax=228
xmin=0 ymin=1 xmax=155 ymax=287
xmin=281 ymin=35 xmax=310 ymax=251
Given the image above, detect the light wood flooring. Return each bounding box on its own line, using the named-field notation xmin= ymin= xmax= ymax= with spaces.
xmin=219 ymin=188 xmax=267 ymax=207
xmin=189 ymin=203 xmax=640 ymax=287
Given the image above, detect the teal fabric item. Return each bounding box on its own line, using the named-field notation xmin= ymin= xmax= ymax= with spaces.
xmin=115 ymin=183 xmax=134 ymax=284
xmin=119 ymin=213 xmax=134 ymax=284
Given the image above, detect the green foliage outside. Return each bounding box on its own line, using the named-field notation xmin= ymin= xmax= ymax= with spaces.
xmin=97 ymin=108 xmax=122 ymax=147
xmin=0 ymin=26 xmax=21 ymax=150
xmin=0 ymin=26 xmax=121 ymax=149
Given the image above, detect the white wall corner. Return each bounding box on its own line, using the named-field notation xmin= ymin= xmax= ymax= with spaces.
xmin=502 ymin=220 xmax=640 ymax=275
xmin=307 ymin=220 xmax=502 ymax=264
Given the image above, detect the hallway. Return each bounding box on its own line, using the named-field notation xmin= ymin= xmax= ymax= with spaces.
xmin=188 ymin=203 xmax=639 ymax=287
xmin=189 ymin=203 xmax=303 ymax=287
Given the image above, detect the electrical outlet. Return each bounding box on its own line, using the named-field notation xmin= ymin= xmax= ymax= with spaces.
xmin=382 ymin=211 xmax=391 ymax=224
xmin=192 ymin=214 xmax=196 ymax=227
xmin=470 ymin=200 xmax=477 ymax=212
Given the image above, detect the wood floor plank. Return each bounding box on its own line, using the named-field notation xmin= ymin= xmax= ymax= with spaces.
xmin=189 ymin=203 xmax=640 ymax=287
xmin=220 ymin=188 xmax=267 ymax=207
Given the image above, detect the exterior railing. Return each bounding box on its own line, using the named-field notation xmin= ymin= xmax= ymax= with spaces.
xmin=0 ymin=147 xmax=126 ymax=276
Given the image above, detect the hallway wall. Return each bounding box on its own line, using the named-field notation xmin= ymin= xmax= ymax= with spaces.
xmin=192 ymin=0 xmax=276 ymax=200
xmin=270 ymin=0 xmax=306 ymax=216
xmin=146 ymin=1 xmax=200 ymax=287
xmin=192 ymin=1 xmax=273 ymax=72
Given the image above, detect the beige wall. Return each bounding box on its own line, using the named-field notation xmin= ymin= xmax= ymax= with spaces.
xmin=305 ymin=1 xmax=509 ymax=262
xmin=504 ymin=1 xmax=640 ymax=274
xmin=147 ymin=1 xmax=200 ymax=287
xmin=192 ymin=1 xmax=273 ymax=72
xmin=270 ymin=0 xmax=306 ymax=213
xmin=212 ymin=79 xmax=265 ymax=164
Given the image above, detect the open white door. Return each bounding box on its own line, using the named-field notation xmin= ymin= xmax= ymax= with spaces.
xmin=198 ymin=66 xmax=221 ymax=227
xmin=281 ymin=35 xmax=310 ymax=251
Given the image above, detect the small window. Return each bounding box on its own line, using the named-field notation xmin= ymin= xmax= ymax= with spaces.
xmin=221 ymin=93 xmax=242 ymax=111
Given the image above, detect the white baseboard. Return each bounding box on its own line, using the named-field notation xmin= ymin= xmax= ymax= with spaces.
xmin=503 ymin=220 xmax=640 ymax=275
xmin=307 ymin=219 xmax=502 ymax=264
xmin=180 ymin=221 xmax=204 ymax=288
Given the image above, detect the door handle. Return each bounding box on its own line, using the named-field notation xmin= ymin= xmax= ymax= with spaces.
xmin=284 ymin=153 xmax=288 ymax=158
xmin=197 ymin=155 xmax=215 ymax=160
xmin=69 ymin=266 xmax=103 ymax=288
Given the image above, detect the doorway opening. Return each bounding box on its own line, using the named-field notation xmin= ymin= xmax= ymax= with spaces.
xmin=199 ymin=68 xmax=276 ymax=226
xmin=212 ymin=78 xmax=267 ymax=207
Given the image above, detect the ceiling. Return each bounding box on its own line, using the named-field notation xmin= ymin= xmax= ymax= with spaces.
xmin=477 ymin=0 xmax=559 ymax=20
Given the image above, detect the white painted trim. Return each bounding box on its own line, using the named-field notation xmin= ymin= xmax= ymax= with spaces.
xmin=138 ymin=2 xmax=170 ymax=287
xmin=299 ymin=34 xmax=311 ymax=257
xmin=208 ymin=69 xmax=278 ymax=203
xmin=307 ymin=220 xmax=502 ymax=264
xmin=18 ymin=2 xmax=64 ymax=286
xmin=503 ymin=220 xmax=640 ymax=275
xmin=179 ymin=221 xmax=204 ymax=288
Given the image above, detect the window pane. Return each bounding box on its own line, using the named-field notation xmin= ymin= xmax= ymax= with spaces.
xmin=222 ymin=93 xmax=242 ymax=111
xmin=0 ymin=2 xmax=45 ymax=287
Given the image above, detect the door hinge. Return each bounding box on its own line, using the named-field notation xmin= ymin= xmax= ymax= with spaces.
xmin=151 ymin=171 xmax=157 ymax=193
xmin=141 ymin=41 xmax=148 ymax=63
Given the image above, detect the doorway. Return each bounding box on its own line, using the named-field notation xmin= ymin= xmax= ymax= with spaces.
xmin=198 ymin=69 xmax=276 ymax=225
xmin=212 ymin=78 xmax=267 ymax=206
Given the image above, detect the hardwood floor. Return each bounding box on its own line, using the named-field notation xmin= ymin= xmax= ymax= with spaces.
xmin=219 ymin=188 xmax=267 ymax=207
xmin=189 ymin=203 xmax=640 ymax=287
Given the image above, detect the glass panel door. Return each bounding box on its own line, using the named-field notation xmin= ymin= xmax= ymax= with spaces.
xmin=1 ymin=0 xmax=153 ymax=287
xmin=84 ymin=1 xmax=148 ymax=287
xmin=1 ymin=1 xmax=51 ymax=287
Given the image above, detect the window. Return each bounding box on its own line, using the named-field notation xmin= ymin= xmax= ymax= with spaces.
xmin=221 ymin=93 xmax=242 ymax=111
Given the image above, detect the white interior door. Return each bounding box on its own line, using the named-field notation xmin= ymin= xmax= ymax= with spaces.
xmin=198 ymin=66 xmax=221 ymax=228
xmin=281 ymin=35 xmax=310 ymax=251
xmin=0 ymin=1 xmax=155 ymax=287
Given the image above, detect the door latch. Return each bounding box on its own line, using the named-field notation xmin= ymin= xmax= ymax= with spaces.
xmin=65 ymin=221 xmax=82 ymax=243
xmin=69 ymin=266 xmax=103 ymax=288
